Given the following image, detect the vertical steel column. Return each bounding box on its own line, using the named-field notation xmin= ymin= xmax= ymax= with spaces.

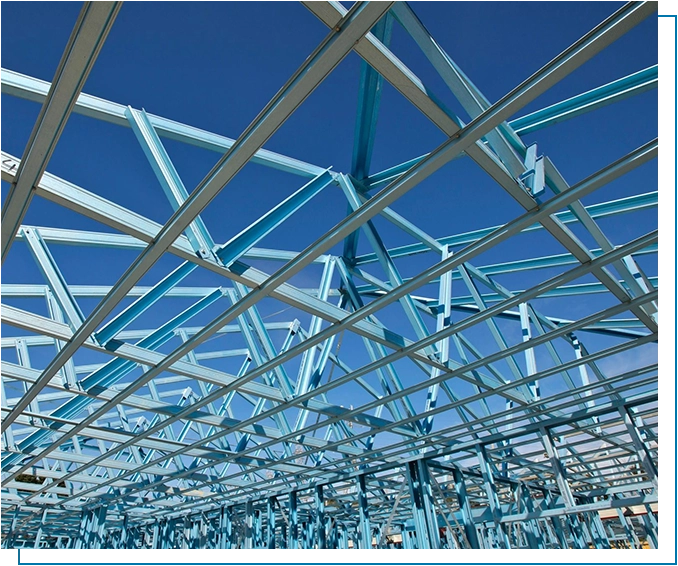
xmin=339 ymin=523 xmax=348 ymax=549
xmin=581 ymin=497 xmax=611 ymax=549
xmin=224 ymin=506 xmax=234 ymax=549
xmin=169 ymin=520 xmax=177 ymax=550
xmin=518 ymin=484 xmax=544 ymax=548
xmin=543 ymin=490 xmax=570 ymax=548
xmin=192 ymin=517 xmax=201 ymax=549
xmin=373 ymin=523 xmax=383 ymax=549
xmin=310 ymin=519 xmax=317 ymax=548
xmin=518 ymin=302 xmax=539 ymax=400
xmin=621 ymin=407 xmax=658 ymax=486
xmin=357 ymin=474 xmax=372 ymax=549
xmin=540 ymin=428 xmax=576 ymax=508
xmin=33 ymin=509 xmax=48 ymax=549
xmin=565 ymin=514 xmax=587 ymax=549
xmin=245 ymin=501 xmax=254 ymax=549
xmin=424 ymin=244 xmax=452 ymax=434
xmin=151 ymin=521 xmax=160 ymax=549
xmin=476 ymin=446 xmax=510 ymax=548
xmin=399 ymin=526 xmax=410 ymax=549
xmin=281 ymin=521 xmax=287 ymax=549
xmin=181 ymin=516 xmax=190 ymax=549
xmin=315 ymin=485 xmax=327 ymax=549
xmin=451 ymin=467 xmax=481 ymax=549
xmin=254 ymin=509 xmax=262 ymax=549
xmin=119 ymin=514 xmax=129 ymax=549
xmin=94 ymin=507 xmax=106 ymax=549
xmin=539 ymin=515 xmax=559 ymax=548
xmin=578 ymin=514 xmax=595 ymax=548
xmin=615 ymin=506 xmax=640 ymax=548
xmin=289 ymin=491 xmax=298 ymax=549
xmin=329 ymin=518 xmax=338 ymax=549
xmin=159 ymin=520 xmax=168 ymax=549
xmin=218 ymin=507 xmax=226 ymax=550
xmin=406 ymin=460 xmax=440 ymax=549
xmin=641 ymin=504 xmax=658 ymax=548
xmin=303 ymin=520 xmax=313 ymax=549
xmin=581 ymin=510 xmax=608 ymax=548
xmin=267 ymin=496 xmax=276 ymax=549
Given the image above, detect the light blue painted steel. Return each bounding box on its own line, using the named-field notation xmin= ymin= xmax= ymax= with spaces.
xmin=357 ymin=474 xmax=371 ymax=549
xmin=620 ymin=406 xmax=658 ymax=485
xmin=0 ymin=2 xmax=122 ymax=264
xmin=0 ymin=0 xmax=395 ymax=434
xmin=520 ymin=144 xmax=545 ymax=197
xmin=266 ymin=497 xmax=276 ymax=549
xmin=391 ymin=1 xmax=525 ymax=178
xmin=406 ymin=460 xmax=440 ymax=549
xmin=365 ymin=64 xmax=658 ymax=188
xmin=7 ymin=229 xmax=656 ymax=497
xmin=125 ymin=106 xmax=216 ymax=258
xmin=344 ymin=13 xmax=394 ymax=264
xmin=518 ymin=484 xmax=544 ymax=549
xmin=0 ymin=68 xmax=329 ymax=179
xmin=244 ymin=500 xmax=254 ymax=549
xmin=314 ymin=485 xmax=327 ymax=550
xmin=21 ymin=227 xmax=87 ymax=335
xmin=510 ymin=65 xmax=658 ymax=134
xmin=216 ymin=169 xmax=334 ymax=267
xmin=452 ymin=467 xmax=481 ymax=550
xmin=351 ymin=14 xmax=393 ymax=181
xmin=0 ymin=1 xmax=659 ymax=550
xmin=543 ymin=155 xmax=658 ymax=320
xmin=3 ymin=141 xmax=652 ymax=390
xmin=355 ymin=190 xmax=658 ymax=263
xmin=338 ymin=174 xmax=438 ymax=358
xmin=2 ymin=288 xmax=224 ymax=468
xmin=0 ymin=316 xmax=660 ymax=520
xmin=423 ymin=245 xmax=451 ymax=435
xmin=288 ymin=490 xmax=298 ymax=549
xmin=519 ymin=303 xmax=539 ymax=400
xmin=95 ymin=261 xmax=197 ymax=344
xmin=476 ymin=445 xmax=510 ymax=548
xmin=43 ymin=289 xmax=79 ymax=388
xmin=293 ymin=257 xmax=336 ymax=432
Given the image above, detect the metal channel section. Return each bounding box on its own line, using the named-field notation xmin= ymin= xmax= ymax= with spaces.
xmin=1 ymin=1 xmax=659 ymax=549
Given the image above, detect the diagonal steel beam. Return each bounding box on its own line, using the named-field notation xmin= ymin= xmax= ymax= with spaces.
xmin=0 ymin=1 xmax=393 ymax=433
xmin=1 ymin=1 xmax=121 ymax=263
xmin=306 ymin=1 xmax=658 ymax=333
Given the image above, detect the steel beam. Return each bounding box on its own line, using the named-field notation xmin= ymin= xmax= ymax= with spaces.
xmin=0 ymin=0 xmax=394 ymax=433
xmin=1 ymin=2 xmax=121 ymax=263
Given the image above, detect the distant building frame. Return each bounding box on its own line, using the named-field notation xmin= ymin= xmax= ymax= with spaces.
xmin=1 ymin=0 xmax=659 ymax=550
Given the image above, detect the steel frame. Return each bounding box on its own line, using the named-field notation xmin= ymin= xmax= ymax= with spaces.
xmin=1 ymin=0 xmax=659 ymax=550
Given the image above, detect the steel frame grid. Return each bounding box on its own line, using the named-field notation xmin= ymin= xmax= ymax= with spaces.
xmin=0 ymin=0 xmax=660 ymax=551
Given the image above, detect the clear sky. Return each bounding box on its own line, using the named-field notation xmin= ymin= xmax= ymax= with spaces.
xmin=0 ymin=2 xmax=659 ymax=422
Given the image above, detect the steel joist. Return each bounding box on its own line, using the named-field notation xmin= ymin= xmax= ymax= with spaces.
xmin=1 ymin=1 xmax=659 ymax=551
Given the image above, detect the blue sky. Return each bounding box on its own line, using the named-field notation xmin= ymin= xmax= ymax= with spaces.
xmin=0 ymin=2 xmax=659 ymax=425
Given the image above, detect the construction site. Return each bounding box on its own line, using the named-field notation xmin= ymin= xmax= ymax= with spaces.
xmin=0 ymin=0 xmax=661 ymax=551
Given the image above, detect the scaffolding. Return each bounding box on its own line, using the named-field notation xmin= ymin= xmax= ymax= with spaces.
xmin=1 ymin=1 xmax=659 ymax=550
